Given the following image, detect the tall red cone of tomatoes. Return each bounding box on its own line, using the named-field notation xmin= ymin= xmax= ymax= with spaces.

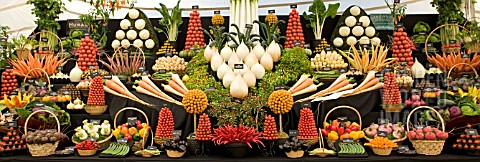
xmin=184 ymin=7 xmax=205 ymax=51
xmin=285 ymin=6 xmax=305 ymax=48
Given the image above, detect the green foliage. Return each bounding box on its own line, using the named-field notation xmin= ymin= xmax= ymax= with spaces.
xmin=155 ymin=0 xmax=183 ymax=41
xmin=15 ymin=100 xmax=71 ymax=125
xmin=200 ymin=26 xmax=228 ymax=50
xmin=254 ymin=20 xmax=286 ymax=46
xmin=302 ymin=0 xmax=340 ymax=39
xmin=431 ymin=0 xmax=465 ymax=25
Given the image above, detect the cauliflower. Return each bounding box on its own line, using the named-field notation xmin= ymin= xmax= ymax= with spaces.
xmin=333 ymin=37 xmax=344 ymax=47
xmin=120 ymin=19 xmax=131 ymax=30
xmin=345 ymin=16 xmax=357 ymax=27
xmin=346 ymin=36 xmax=357 ymax=46
xmin=133 ymin=39 xmax=143 ymax=48
xmin=126 ymin=30 xmax=137 ymax=40
xmin=339 ymin=26 xmax=350 ymax=37
xmin=111 ymin=40 xmax=121 ymax=49
xmin=359 ymin=16 xmax=370 ymax=27
xmin=365 ymin=26 xmax=376 ymax=37
xmin=352 ymin=26 xmax=364 ymax=37
xmin=135 ymin=19 xmax=146 ymax=30
xmin=350 ymin=6 xmax=361 ymax=16
xmin=115 ymin=30 xmax=125 ymax=40
xmin=121 ymin=39 xmax=131 ymax=48
xmin=128 ymin=9 xmax=140 ymax=19
xmin=145 ymin=39 xmax=155 ymax=49
xmin=139 ymin=29 xmax=150 ymax=40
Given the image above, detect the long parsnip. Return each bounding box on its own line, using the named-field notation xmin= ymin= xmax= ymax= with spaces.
xmin=103 ymin=86 xmax=155 ymax=106
xmin=162 ymin=84 xmax=185 ymax=97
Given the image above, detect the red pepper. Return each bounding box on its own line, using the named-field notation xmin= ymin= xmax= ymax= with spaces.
xmin=331 ymin=125 xmax=338 ymax=132
xmin=321 ymin=129 xmax=329 ymax=136
xmin=345 ymin=128 xmax=352 ymax=133
xmin=338 ymin=127 xmax=345 ymax=136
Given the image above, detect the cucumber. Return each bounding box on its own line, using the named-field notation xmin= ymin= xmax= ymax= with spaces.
xmin=315 ymin=71 xmax=338 ymax=75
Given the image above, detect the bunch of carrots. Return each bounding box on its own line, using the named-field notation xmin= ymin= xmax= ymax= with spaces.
xmin=133 ymin=76 xmax=183 ymax=106
xmin=161 ymin=73 xmax=189 ymax=97
xmin=426 ymin=52 xmax=480 ymax=73
xmin=104 ymin=76 xmax=154 ymax=106
xmin=288 ymin=74 xmax=323 ymax=97
xmin=339 ymin=44 xmax=396 ymax=74
xmin=296 ymin=74 xmax=356 ymax=102
xmin=99 ymin=49 xmax=145 ymax=77
xmin=10 ymin=54 xmax=66 ymax=78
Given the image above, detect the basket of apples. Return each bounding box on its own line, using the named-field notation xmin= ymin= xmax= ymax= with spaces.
xmin=406 ymin=106 xmax=448 ymax=155
xmin=75 ymin=140 xmax=100 ymax=156
xmin=322 ymin=106 xmax=364 ymax=150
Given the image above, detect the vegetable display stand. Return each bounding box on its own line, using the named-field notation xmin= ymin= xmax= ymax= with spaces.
xmin=407 ymin=106 xmax=446 ymax=155
xmin=28 ymin=31 xmax=65 ymax=59
xmin=114 ymin=107 xmax=149 ymax=152
xmin=224 ymin=143 xmax=248 ymax=158
xmin=84 ymin=105 xmax=108 ymax=115
xmin=371 ymin=147 xmax=392 ymax=156
xmin=166 ymin=150 xmax=185 ymax=158
xmin=73 ymin=133 xmax=113 ymax=150
xmin=324 ymin=106 xmax=362 ymax=150
xmin=24 ymin=110 xmax=60 ymax=157
xmin=77 ymin=149 xmax=97 ymax=156
xmin=285 ymin=150 xmax=304 ymax=158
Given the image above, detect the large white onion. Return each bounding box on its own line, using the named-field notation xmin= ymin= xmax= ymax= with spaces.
xmin=230 ymin=74 xmax=248 ymax=98
xmin=220 ymin=46 xmax=233 ymax=61
xmin=252 ymin=43 xmax=265 ymax=59
xmin=211 ymin=53 xmax=224 ymax=71
xmin=260 ymin=52 xmax=274 ymax=71
xmin=116 ymin=30 xmax=125 ymax=40
xmin=243 ymin=70 xmax=257 ymax=87
xmin=244 ymin=53 xmax=259 ymax=68
xmin=266 ymin=41 xmax=281 ymax=62
xmin=128 ymin=9 xmax=140 ymax=19
xmin=236 ymin=42 xmax=249 ymax=60
xmin=135 ymin=19 xmax=146 ymax=30
xmin=217 ymin=63 xmax=231 ymax=80
xmin=228 ymin=52 xmax=240 ymax=69
xmin=251 ymin=63 xmax=265 ymax=79
xmin=222 ymin=71 xmax=235 ymax=87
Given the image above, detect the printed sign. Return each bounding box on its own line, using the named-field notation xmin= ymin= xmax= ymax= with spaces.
xmin=370 ymin=14 xmax=394 ymax=30
xmin=289 ymin=130 xmax=299 ymax=137
xmin=67 ymin=19 xmax=89 ymax=33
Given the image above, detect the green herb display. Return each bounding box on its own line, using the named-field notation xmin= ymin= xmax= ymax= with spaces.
xmin=15 ymin=101 xmax=71 ymax=126
xmin=26 ymin=0 xmax=67 ymax=50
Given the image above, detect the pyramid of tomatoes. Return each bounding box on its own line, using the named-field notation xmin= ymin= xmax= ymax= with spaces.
xmin=184 ymin=8 xmax=205 ymax=51
xmin=0 ymin=126 xmax=26 ymax=152
xmin=76 ymin=36 xmax=99 ymax=71
xmin=86 ymin=76 xmax=105 ymax=106
xmin=155 ymin=107 xmax=174 ymax=138
xmin=262 ymin=115 xmax=278 ymax=140
xmin=285 ymin=7 xmax=305 ymax=48
xmin=195 ymin=113 xmax=212 ymax=141
xmin=392 ymin=27 xmax=414 ymax=66
xmin=1 ymin=69 xmax=18 ymax=99
xmin=383 ymin=71 xmax=402 ymax=105
xmin=298 ymin=108 xmax=318 ymax=139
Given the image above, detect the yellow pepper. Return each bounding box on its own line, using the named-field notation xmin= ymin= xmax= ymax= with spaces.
xmin=350 ymin=131 xmax=359 ymax=140
xmin=351 ymin=122 xmax=359 ymax=127
xmin=328 ymin=131 xmax=339 ymax=141
xmin=112 ymin=128 xmax=121 ymax=138
xmin=141 ymin=123 xmax=148 ymax=129
xmin=357 ymin=131 xmax=365 ymax=139
xmin=139 ymin=128 xmax=147 ymax=138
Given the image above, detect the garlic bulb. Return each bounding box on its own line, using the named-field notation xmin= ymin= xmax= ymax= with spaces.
xmin=67 ymin=102 xmax=74 ymax=109
xmin=411 ymin=58 xmax=426 ymax=78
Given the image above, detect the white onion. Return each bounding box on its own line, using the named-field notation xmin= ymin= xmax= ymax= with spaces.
xmin=260 ymin=52 xmax=274 ymax=71
xmin=135 ymin=19 xmax=146 ymax=30
xmin=333 ymin=37 xmax=344 ymax=47
xmin=359 ymin=16 xmax=370 ymax=27
xmin=251 ymin=63 xmax=265 ymax=79
xmin=133 ymin=39 xmax=143 ymax=48
xmin=211 ymin=53 xmax=224 ymax=71
xmin=111 ymin=40 xmax=121 ymax=49
xmin=216 ymin=63 xmax=231 ymax=80
xmin=120 ymin=19 xmax=131 ymax=30
xmin=145 ymin=39 xmax=155 ymax=49
xmin=128 ymin=9 xmax=140 ymax=19
xmin=252 ymin=43 xmax=265 ymax=59
xmin=116 ymin=30 xmax=125 ymax=40
xmin=126 ymin=30 xmax=137 ymax=40
xmin=222 ymin=71 xmax=235 ymax=87
xmin=350 ymin=6 xmax=361 ymax=16
xmin=346 ymin=36 xmax=357 ymax=46
xmin=121 ymin=39 xmax=130 ymax=48
xmin=365 ymin=27 xmax=376 ymax=37
xmin=339 ymin=26 xmax=350 ymax=37
xmin=243 ymin=70 xmax=257 ymax=87
xmin=221 ymin=46 xmax=233 ymax=61
xmin=352 ymin=26 xmax=364 ymax=37
xmin=345 ymin=16 xmax=357 ymax=27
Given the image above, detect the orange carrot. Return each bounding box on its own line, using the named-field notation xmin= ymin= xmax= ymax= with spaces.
xmin=169 ymin=80 xmax=187 ymax=95
xmin=355 ymin=78 xmax=379 ymax=93
xmin=327 ymin=79 xmax=349 ymax=93
xmin=290 ymin=78 xmax=313 ymax=94
xmin=105 ymin=80 xmax=137 ymax=99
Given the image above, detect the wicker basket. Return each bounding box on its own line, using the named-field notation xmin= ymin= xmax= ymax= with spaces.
xmin=22 ymin=68 xmax=51 ymax=89
xmin=77 ymin=149 xmax=97 ymax=156
xmin=364 ymin=134 xmax=407 ymax=144
xmin=84 ymin=105 xmax=108 ymax=115
xmin=27 ymin=31 xmax=66 ymax=60
xmin=153 ymin=137 xmax=172 ymax=145
xmin=381 ymin=104 xmax=405 ymax=112
xmin=407 ymin=106 xmax=446 ymax=155
xmin=298 ymin=138 xmax=318 ymax=146
xmin=114 ymin=107 xmax=149 ymax=152
xmin=24 ymin=110 xmax=60 ymax=157
xmin=73 ymin=133 xmax=113 ymax=150
xmin=285 ymin=150 xmax=304 ymax=158
xmin=323 ymin=106 xmax=362 ymax=150
xmin=371 ymin=147 xmax=393 ymax=156
xmin=166 ymin=150 xmax=186 ymax=158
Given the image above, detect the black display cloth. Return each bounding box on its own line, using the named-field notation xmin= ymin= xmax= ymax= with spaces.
xmin=4 ymin=153 xmax=480 ymax=162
